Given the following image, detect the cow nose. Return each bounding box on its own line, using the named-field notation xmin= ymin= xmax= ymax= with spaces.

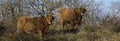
xmin=81 ymin=13 xmax=84 ymax=15
xmin=48 ymin=22 xmax=51 ymax=24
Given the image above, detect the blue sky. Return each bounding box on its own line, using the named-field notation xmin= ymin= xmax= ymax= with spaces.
xmin=93 ymin=0 xmax=120 ymax=17
xmin=0 ymin=0 xmax=120 ymax=16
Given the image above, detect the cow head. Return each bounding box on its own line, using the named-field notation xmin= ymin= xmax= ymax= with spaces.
xmin=60 ymin=7 xmax=66 ymax=14
xmin=45 ymin=14 xmax=54 ymax=24
xmin=75 ymin=8 xmax=86 ymax=16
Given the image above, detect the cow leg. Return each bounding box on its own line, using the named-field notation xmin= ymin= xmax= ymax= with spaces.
xmin=78 ymin=21 xmax=81 ymax=25
xmin=43 ymin=27 xmax=48 ymax=34
xmin=62 ymin=22 xmax=69 ymax=33
xmin=17 ymin=27 xmax=24 ymax=34
xmin=71 ymin=22 xmax=75 ymax=29
xmin=62 ymin=22 xmax=65 ymax=30
xmin=70 ymin=22 xmax=77 ymax=33
xmin=38 ymin=30 xmax=42 ymax=40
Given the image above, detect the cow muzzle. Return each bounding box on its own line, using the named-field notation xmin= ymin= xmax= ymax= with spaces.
xmin=48 ymin=22 xmax=51 ymax=24
xmin=81 ymin=13 xmax=84 ymax=15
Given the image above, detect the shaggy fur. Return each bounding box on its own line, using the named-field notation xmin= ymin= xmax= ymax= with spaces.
xmin=17 ymin=14 xmax=54 ymax=39
xmin=60 ymin=7 xmax=86 ymax=29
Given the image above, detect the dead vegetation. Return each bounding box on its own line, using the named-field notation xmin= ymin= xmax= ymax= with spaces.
xmin=0 ymin=0 xmax=120 ymax=41
xmin=0 ymin=13 xmax=120 ymax=41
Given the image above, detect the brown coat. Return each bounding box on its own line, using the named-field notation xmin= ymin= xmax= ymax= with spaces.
xmin=17 ymin=14 xmax=54 ymax=39
xmin=60 ymin=7 xmax=86 ymax=29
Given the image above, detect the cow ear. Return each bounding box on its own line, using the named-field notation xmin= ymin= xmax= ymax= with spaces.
xmin=60 ymin=7 xmax=65 ymax=13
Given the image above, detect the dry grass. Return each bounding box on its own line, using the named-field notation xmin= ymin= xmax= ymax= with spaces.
xmin=0 ymin=15 xmax=120 ymax=41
